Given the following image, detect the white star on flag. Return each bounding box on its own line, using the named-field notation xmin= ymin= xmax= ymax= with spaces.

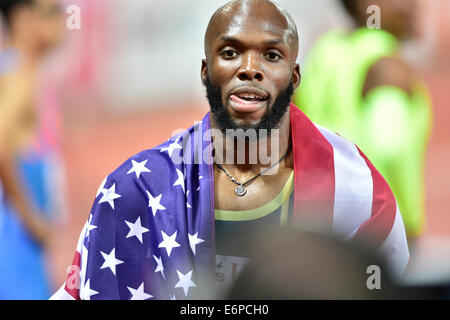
xmin=188 ymin=232 xmax=205 ymax=255
xmin=158 ymin=230 xmax=181 ymax=257
xmin=125 ymin=217 xmax=149 ymax=244
xmin=85 ymin=214 xmax=97 ymax=239
xmin=194 ymin=120 xmax=203 ymax=130
xmin=127 ymin=159 xmax=151 ymax=178
xmin=146 ymin=190 xmax=166 ymax=216
xmin=81 ymin=279 xmax=99 ymax=300
xmin=175 ymin=270 xmax=196 ymax=297
xmin=170 ymin=294 xmax=177 ymax=300
xmin=153 ymin=255 xmax=165 ymax=279
xmin=160 ymin=138 xmax=182 ymax=157
xmin=99 ymin=183 xmax=121 ymax=209
xmin=173 ymin=168 xmax=185 ymax=193
xmin=96 ymin=176 xmax=107 ymax=197
xmin=100 ymin=248 xmax=124 ymax=276
xmin=127 ymin=282 xmax=153 ymax=300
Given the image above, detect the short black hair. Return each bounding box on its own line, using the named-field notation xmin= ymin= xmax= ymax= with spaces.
xmin=341 ymin=0 xmax=356 ymax=14
xmin=0 ymin=0 xmax=34 ymax=28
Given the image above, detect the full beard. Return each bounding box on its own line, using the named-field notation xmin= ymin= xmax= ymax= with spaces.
xmin=203 ymin=76 xmax=294 ymax=139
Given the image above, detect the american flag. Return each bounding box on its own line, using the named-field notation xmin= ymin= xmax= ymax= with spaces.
xmin=51 ymin=104 xmax=409 ymax=300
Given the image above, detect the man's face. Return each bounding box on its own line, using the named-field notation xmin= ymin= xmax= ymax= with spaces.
xmin=202 ymin=2 xmax=300 ymax=133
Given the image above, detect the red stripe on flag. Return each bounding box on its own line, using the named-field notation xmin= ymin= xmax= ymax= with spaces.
xmin=290 ymin=104 xmax=335 ymax=232
xmin=64 ymin=251 xmax=81 ymax=300
xmin=353 ymin=148 xmax=397 ymax=247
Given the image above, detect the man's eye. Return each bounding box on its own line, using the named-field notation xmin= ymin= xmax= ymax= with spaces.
xmin=221 ymin=50 xmax=238 ymax=58
xmin=266 ymin=51 xmax=281 ymax=61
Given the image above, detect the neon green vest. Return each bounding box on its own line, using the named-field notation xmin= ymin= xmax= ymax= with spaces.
xmin=295 ymin=28 xmax=432 ymax=238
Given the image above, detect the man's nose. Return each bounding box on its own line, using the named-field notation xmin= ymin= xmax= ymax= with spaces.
xmin=237 ymin=52 xmax=264 ymax=81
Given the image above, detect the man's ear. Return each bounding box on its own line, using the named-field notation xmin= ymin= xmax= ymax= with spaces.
xmin=292 ymin=63 xmax=301 ymax=89
xmin=201 ymin=59 xmax=208 ymax=84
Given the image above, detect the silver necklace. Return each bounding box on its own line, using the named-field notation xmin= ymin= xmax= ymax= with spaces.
xmin=214 ymin=147 xmax=290 ymax=196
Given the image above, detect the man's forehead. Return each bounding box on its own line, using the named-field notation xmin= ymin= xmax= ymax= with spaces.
xmin=217 ymin=16 xmax=290 ymax=42
xmin=205 ymin=0 xmax=297 ymax=50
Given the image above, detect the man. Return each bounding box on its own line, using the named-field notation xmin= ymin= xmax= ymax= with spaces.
xmin=294 ymin=0 xmax=432 ymax=239
xmin=52 ymin=0 xmax=409 ymax=300
xmin=0 ymin=0 xmax=65 ymax=299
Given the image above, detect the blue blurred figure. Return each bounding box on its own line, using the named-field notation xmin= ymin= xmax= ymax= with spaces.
xmin=0 ymin=0 xmax=65 ymax=299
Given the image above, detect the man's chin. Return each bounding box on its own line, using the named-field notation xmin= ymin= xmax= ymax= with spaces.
xmin=228 ymin=118 xmax=261 ymax=131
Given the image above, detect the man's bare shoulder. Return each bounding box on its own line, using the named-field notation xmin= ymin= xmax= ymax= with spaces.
xmin=363 ymin=56 xmax=416 ymax=97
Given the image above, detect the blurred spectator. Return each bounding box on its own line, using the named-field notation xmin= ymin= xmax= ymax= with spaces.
xmin=294 ymin=0 xmax=432 ymax=239
xmin=0 ymin=0 xmax=65 ymax=299
xmin=225 ymin=227 xmax=402 ymax=299
xmin=225 ymin=227 xmax=450 ymax=299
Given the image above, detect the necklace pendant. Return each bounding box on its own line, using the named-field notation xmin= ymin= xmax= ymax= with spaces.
xmin=235 ymin=185 xmax=247 ymax=196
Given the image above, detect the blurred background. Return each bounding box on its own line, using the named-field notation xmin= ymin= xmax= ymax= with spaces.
xmin=0 ymin=0 xmax=449 ymax=297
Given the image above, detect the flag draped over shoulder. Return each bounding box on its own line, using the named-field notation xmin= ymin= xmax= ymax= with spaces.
xmin=51 ymin=104 xmax=409 ymax=300
xmin=289 ymin=104 xmax=409 ymax=275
